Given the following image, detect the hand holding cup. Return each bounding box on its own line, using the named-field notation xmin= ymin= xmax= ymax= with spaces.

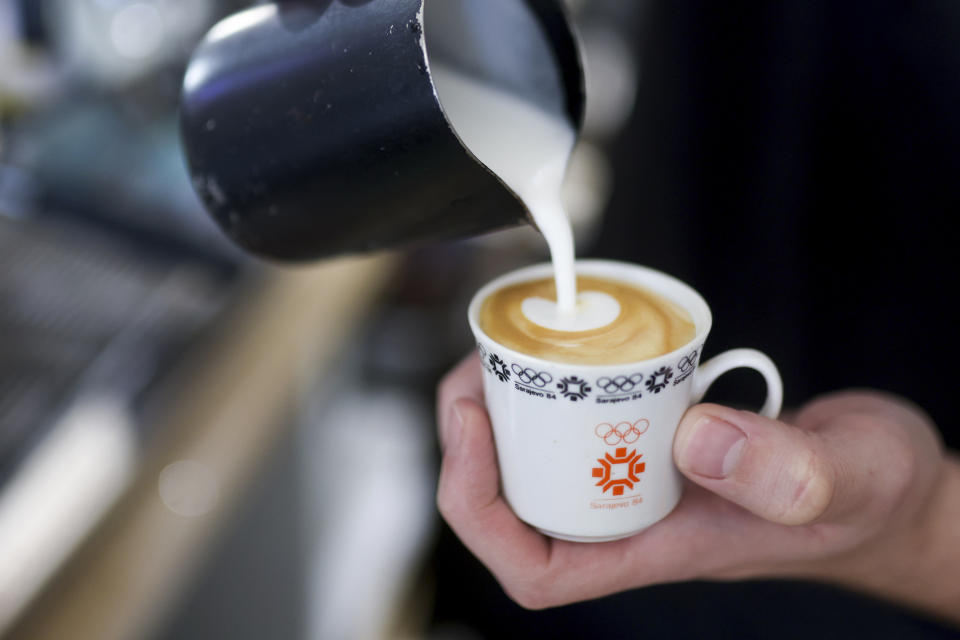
xmin=437 ymin=357 xmax=950 ymax=612
xmin=438 ymin=259 xmax=955 ymax=617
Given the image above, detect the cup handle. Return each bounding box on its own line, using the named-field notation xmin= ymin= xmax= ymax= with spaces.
xmin=691 ymin=349 xmax=783 ymax=418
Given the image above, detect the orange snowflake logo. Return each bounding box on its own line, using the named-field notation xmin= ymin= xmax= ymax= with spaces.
xmin=592 ymin=447 xmax=645 ymax=496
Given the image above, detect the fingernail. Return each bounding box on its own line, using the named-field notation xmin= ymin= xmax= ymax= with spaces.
xmin=443 ymin=401 xmax=465 ymax=453
xmin=680 ymin=416 xmax=747 ymax=479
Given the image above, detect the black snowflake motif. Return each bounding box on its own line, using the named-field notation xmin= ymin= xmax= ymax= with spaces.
xmin=556 ymin=376 xmax=592 ymax=401
xmin=489 ymin=354 xmax=510 ymax=382
xmin=644 ymin=366 xmax=673 ymax=394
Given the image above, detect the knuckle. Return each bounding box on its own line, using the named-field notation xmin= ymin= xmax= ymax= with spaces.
xmin=778 ymin=448 xmax=835 ymax=525
xmin=877 ymin=430 xmax=921 ymax=510
xmin=840 ymin=411 xmax=925 ymax=516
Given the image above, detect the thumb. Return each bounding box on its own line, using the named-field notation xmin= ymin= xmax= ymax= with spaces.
xmin=673 ymin=403 xmax=837 ymax=526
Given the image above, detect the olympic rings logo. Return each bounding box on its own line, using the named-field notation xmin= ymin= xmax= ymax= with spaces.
xmin=594 ymin=419 xmax=650 ymax=445
xmin=677 ymin=349 xmax=699 ymax=374
xmin=596 ymin=374 xmax=644 ymax=394
xmin=511 ymin=364 xmax=553 ymax=388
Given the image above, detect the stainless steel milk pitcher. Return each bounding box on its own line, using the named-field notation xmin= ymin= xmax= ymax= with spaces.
xmin=179 ymin=0 xmax=583 ymax=261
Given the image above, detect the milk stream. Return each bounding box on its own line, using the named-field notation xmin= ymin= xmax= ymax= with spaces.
xmin=430 ymin=66 xmax=580 ymax=313
xmin=431 ymin=66 xmax=621 ymax=331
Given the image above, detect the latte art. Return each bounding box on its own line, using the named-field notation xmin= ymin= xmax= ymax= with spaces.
xmin=480 ymin=276 xmax=696 ymax=365
xmin=521 ymin=290 xmax=621 ymax=332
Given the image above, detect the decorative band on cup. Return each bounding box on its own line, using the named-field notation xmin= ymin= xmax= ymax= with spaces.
xmin=477 ymin=343 xmax=704 ymax=403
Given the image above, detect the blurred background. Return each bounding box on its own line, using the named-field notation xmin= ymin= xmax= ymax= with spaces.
xmin=0 ymin=1 xmax=633 ymax=637
xmin=1 ymin=1 xmax=958 ymax=639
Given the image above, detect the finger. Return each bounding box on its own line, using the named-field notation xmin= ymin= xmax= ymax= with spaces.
xmin=435 ymin=398 xmax=552 ymax=597
xmin=673 ymin=398 xmax=924 ymax=526
xmin=436 ymin=353 xmax=483 ymax=451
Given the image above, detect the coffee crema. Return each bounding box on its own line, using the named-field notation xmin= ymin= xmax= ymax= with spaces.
xmin=480 ymin=276 xmax=696 ymax=365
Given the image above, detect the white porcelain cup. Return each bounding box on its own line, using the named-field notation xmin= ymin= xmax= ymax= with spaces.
xmin=468 ymin=260 xmax=783 ymax=542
